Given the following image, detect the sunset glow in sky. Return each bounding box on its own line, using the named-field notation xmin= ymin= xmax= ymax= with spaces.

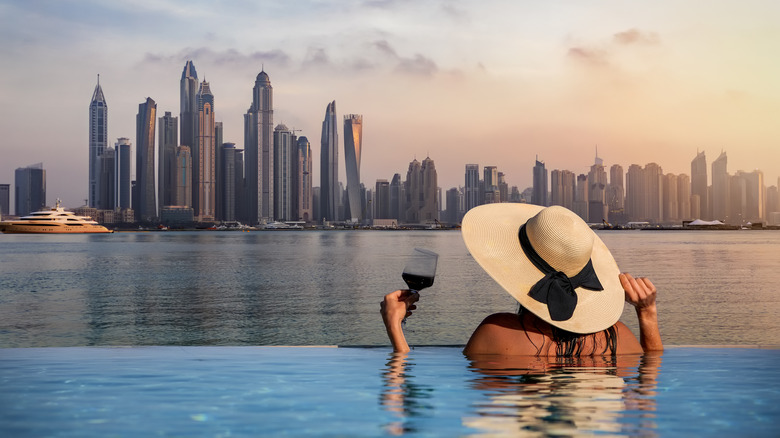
xmin=1 ymin=0 xmax=778 ymax=209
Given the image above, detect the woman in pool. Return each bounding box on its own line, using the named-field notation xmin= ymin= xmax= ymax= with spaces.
xmin=381 ymin=204 xmax=662 ymax=355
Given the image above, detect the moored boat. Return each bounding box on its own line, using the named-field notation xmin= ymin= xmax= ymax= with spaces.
xmin=0 ymin=200 xmax=113 ymax=234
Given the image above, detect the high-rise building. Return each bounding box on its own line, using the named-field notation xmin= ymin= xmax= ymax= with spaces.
xmin=644 ymin=163 xmax=664 ymax=223
xmin=244 ymin=70 xmax=274 ymax=224
xmin=214 ymin=121 xmax=224 ymax=221
xmin=677 ymin=174 xmax=691 ymax=221
xmin=175 ymin=146 xmax=192 ymax=208
xmin=403 ymin=157 xmax=438 ymax=223
xmin=483 ymin=166 xmax=499 ymax=204
xmin=220 ymin=143 xmax=237 ymax=222
xmin=607 ymin=164 xmax=624 ymax=214
xmin=88 ymin=75 xmax=107 ymax=208
xmin=389 ymin=173 xmax=403 ymax=221
xmin=343 ymin=114 xmax=363 ymax=222
xmin=663 ymin=173 xmax=679 ymax=223
xmin=550 ymin=169 xmax=575 ymax=210
xmin=296 ymin=136 xmax=313 ymax=222
xmin=691 ymin=151 xmax=708 ymax=219
xmin=0 ymin=184 xmax=9 ymax=217
xmin=99 ymin=146 xmax=115 ymax=210
xmin=115 ymin=138 xmax=132 ymax=210
xmin=374 ymin=179 xmax=390 ymax=220
xmin=196 ymin=80 xmax=215 ymax=221
xmin=14 ymin=163 xmax=46 ymax=216
xmin=625 ymin=164 xmax=644 ymax=222
xmin=136 ymin=97 xmax=157 ymax=222
xmin=464 ymin=164 xmax=480 ymax=212
xmin=180 ymin=61 xmax=198 ymax=158
xmin=320 ymin=101 xmax=339 ymax=223
xmin=735 ymin=169 xmax=765 ymax=224
xmin=711 ymin=151 xmax=730 ymax=222
xmin=273 ymin=124 xmax=295 ymax=221
xmin=573 ymin=174 xmax=588 ymax=221
xmin=158 ymin=111 xmax=178 ymax=211
xmin=444 ymin=187 xmax=460 ymax=224
xmin=588 ymin=159 xmax=608 ymax=224
xmin=532 ymin=159 xmax=547 ymax=207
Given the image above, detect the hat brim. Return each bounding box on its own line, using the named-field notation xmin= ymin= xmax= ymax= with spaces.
xmin=461 ymin=203 xmax=623 ymax=334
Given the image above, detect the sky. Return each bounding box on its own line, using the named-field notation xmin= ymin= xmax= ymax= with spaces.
xmin=1 ymin=0 xmax=779 ymax=210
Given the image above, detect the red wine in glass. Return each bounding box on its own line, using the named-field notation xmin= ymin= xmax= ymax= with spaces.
xmin=402 ymin=248 xmax=438 ymax=292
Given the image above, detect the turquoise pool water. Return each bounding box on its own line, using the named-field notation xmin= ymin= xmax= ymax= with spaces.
xmin=1 ymin=346 xmax=778 ymax=437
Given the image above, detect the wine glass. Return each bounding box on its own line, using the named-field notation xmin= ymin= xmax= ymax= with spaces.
xmin=402 ymin=248 xmax=439 ymax=292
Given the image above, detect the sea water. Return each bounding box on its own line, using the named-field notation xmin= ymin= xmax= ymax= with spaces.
xmin=1 ymin=230 xmax=779 ymax=348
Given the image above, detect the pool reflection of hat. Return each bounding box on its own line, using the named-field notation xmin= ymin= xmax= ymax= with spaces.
xmin=461 ymin=204 xmax=623 ymax=334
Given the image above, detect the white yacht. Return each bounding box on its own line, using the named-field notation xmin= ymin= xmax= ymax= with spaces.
xmin=0 ymin=200 xmax=112 ymax=234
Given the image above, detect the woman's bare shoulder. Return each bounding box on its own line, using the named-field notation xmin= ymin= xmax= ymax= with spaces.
xmin=614 ymin=321 xmax=643 ymax=354
xmin=463 ymin=313 xmax=547 ymax=356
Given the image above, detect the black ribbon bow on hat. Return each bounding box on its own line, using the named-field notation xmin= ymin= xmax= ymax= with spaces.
xmin=518 ymin=224 xmax=604 ymax=321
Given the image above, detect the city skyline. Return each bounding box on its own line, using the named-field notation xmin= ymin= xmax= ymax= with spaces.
xmin=1 ymin=1 xmax=779 ymax=208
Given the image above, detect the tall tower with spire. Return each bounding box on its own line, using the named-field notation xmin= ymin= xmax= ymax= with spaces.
xmin=244 ymin=70 xmax=274 ymax=224
xmin=89 ymin=75 xmax=107 ymax=208
xmin=320 ymin=101 xmax=339 ymax=222
xmin=196 ymin=80 xmax=215 ymax=221
xmin=180 ymin=61 xmax=198 ymax=209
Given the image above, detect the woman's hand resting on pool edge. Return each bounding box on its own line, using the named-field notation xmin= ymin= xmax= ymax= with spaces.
xmin=620 ymin=273 xmax=663 ymax=352
xmin=381 ymin=290 xmax=419 ymax=353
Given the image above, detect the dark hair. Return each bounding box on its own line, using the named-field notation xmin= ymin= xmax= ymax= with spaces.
xmin=517 ymin=305 xmax=617 ymax=357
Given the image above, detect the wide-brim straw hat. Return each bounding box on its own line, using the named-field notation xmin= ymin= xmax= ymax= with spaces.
xmin=461 ymin=203 xmax=623 ymax=334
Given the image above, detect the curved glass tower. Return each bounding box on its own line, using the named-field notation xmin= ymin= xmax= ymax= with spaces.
xmin=343 ymin=114 xmax=363 ymax=222
xmin=320 ymin=101 xmax=338 ymax=223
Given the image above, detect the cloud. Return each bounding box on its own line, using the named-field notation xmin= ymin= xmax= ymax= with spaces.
xmin=567 ymin=47 xmax=610 ymax=67
xmin=142 ymin=47 xmax=291 ymax=67
xmin=613 ymin=28 xmax=660 ymax=46
xmin=372 ymin=40 xmax=438 ymax=76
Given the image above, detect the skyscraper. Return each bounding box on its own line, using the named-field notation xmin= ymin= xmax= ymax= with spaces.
xmin=403 ymin=157 xmax=438 ymax=223
xmin=588 ymin=156 xmax=608 ymax=223
xmin=115 ymin=138 xmax=131 ymax=210
xmin=158 ymin=111 xmax=178 ymax=211
xmin=711 ymin=151 xmax=730 ymax=222
xmin=532 ymin=159 xmax=548 ymax=207
xmin=483 ymin=166 xmax=499 ymax=204
xmin=464 ymin=164 xmax=480 ymax=212
xmin=136 ymin=97 xmax=157 ymax=222
xmin=320 ymin=101 xmax=339 ymax=223
xmin=88 ymin=75 xmax=107 ymax=208
xmin=244 ymin=70 xmax=274 ymax=224
xmin=691 ymin=151 xmax=708 ymax=219
xmin=180 ymin=60 xmax=198 ymax=159
xmin=273 ymin=124 xmax=294 ymax=221
xmin=644 ymin=163 xmax=664 ymax=223
xmin=550 ymin=169 xmax=575 ymax=210
xmin=0 ymin=184 xmax=9 ymax=217
xmin=99 ymin=146 xmax=115 ymax=210
xmin=220 ymin=143 xmax=237 ymax=222
xmin=375 ymin=179 xmax=390 ymax=220
xmin=296 ymin=136 xmax=313 ymax=222
xmin=175 ymin=146 xmax=192 ymax=208
xmin=389 ymin=173 xmax=403 ymax=221
xmin=196 ymin=80 xmax=215 ymax=221
xmin=14 ymin=163 xmax=46 ymax=216
xmin=344 ymin=114 xmax=363 ymax=222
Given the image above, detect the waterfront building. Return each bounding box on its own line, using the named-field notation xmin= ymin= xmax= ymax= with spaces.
xmin=607 ymin=164 xmax=625 ymax=217
xmin=14 ymin=163 xmax=46 ymax=216
xmin=625 ymin=164 xmax=644 ymax=222
xmin=0 ymin=184 xmax=9 ymax=217
xmin=677 ymin=173 xmax=692 ymax=221
xmin=244 ymin=70 xmax=274 ymax=224
xmin=296 ymin=136 xmax=313 ymax=222
xmin=550 ymin=169 xmax=575 ymax=210
xmin=220 ymin=143 xmax=237 ymax=222
xmin=344 ymin=114 xmax=363 ymax=223
xmin=691 ymin=151 xmax=709 ymax=219
xmin=573 ymin=174 xmax=588 ymax=221
xmin=175 ymin=146 xmax=192 ymax=208
xmin=532 ymin=159 xmax=548 ymax=207
xmin=389 ymin=173 xmax=403 ymax=221
xmin=115 ymin=138 xmax=131 ymax=209
xmin=588 ymin=155 xmax=608 ymax=224
xmin=444 ymin=187 xmax=460 ymax=224
xmin=464 ymin=164 xmax=480 ymax=212
xmin=663 ymin=173 xmax=679 ymax=223
xmin=711 ymin=151 xmax=730 ymax=222
xmin=734 ymin=169 xmax=765 ymax=224
xmin=374 ymin=179 xmax=390 ymax=219
xmin=158 ymin=111 xmax=178 ymax=212
xmin=99 ymin=147 xmax=115 ymax=210
xmin=233 ymin=148 xmax=245 ymax=223
xmin=498 ymin=172 xmax=508 ymax=204
xmin=88 ymin=76 xmax=107 ymax=209
xmin=273 ymin=124 xmax=295 ymax=221
xmin=320 ymin=101 xmax=339 ymax=223
xmin=196 ymin=80 xmax=215 ymax=221
xmin=180 ymin=60 xmax=198 ymax=176
xmin=214 ymin=122 xmax=223 ymax=221
xmin=483 ymin=166 xmax=498 ymax=204
xmin=644 ymin=163 xmax=664 ymax=224
xmin=135 ymin=97 xmax=157 ymax=222
xmin=403 ymin=157 xmax=438 ymax=223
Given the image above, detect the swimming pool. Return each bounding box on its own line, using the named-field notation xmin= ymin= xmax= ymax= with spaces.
xmin=1 ymin=346 xmax=778 ymax=437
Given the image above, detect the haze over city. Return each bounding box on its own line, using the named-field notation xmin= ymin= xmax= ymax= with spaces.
xmin=1 ymin=0 xmax=778 ymax=209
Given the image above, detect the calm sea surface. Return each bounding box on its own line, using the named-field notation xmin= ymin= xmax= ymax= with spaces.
xmin=1 ymin=230 xmax=779 ymax=348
